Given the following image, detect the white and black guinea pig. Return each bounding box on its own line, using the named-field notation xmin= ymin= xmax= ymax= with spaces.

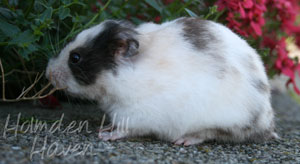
xmin=46 ymin=17 xmax=278 ymax=146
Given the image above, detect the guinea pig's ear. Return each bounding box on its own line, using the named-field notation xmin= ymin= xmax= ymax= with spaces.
xmin=107 ymin=21 xmax=139 ymax=58
xmin=112 ymin=37 xmax=139 ymax=58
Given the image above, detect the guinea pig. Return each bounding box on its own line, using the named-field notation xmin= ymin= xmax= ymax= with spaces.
xmin=46 ymin=17 xmax=278 ymax=146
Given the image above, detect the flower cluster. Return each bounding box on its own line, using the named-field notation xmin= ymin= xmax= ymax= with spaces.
xmin=216 ymin=0 xmax=300 ymax=94
xmin=216 ymin=0 xmax=267 ymax=38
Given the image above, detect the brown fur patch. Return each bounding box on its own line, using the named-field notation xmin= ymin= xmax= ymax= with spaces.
xmin=247 ymin=55 xmax=258 ymax=71
xmin=231 ymin=66 xmax=241 ymax=76
xmin=177 ymin=17 xmax=215 ymax=50
xmin=216 ymin=68 xmax=227 ymax=79
xmin=156 ymin=58 xmax=171 ymax=69
xmin=252 ymin=79 xmax=269 ymax=94
xmin=248 ymin=62 xmax=257 ymax=71
xmin=214 ymin=128 xmax=233 ymax=137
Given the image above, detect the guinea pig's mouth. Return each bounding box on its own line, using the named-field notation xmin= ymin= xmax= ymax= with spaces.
xmin=46 ymin=69 xmax=86 ymax=98
xmin=46 ymin=70 xmax=68 ymax=90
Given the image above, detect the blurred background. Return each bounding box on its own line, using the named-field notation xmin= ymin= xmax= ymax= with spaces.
xmin=0 ymin=0 xmax=300 ymax=106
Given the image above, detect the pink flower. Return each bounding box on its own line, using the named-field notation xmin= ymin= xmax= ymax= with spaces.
xmin=39 ymin=95 xmax=61 ymax=109
xmin=154 ymin=16 xmax=161 ymax=23
xmin=296 ymin=35 xmax=300 ymax=47
xmin=242 ymin=0 xmax=254 ymax=9
xmin=250 ymin=21 xmax=262 ymax=36
xmin=216 ymin=0 xmax=300 ymax=94
xmin=216 ymin=0 xmax=266 ymax=37
xmin=163 ymin=0 xmax=175 ymax=5
xmin=274 ymin=38 xmax=300 ymax=94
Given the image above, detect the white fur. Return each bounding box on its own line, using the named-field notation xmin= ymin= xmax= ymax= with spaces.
xmin=46 ymin=18 xmax=276 ymax=143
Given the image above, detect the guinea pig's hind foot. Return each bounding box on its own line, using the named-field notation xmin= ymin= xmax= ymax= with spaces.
xmin=174 ymin=136 xmax=205 ymax=146
xmin=98 ymin=131 xmax=128 ymax=141
xmin=98 ymin=123 xmax=114 ymax=133
xmin=270 ymin=132 xmax=280 ymax=140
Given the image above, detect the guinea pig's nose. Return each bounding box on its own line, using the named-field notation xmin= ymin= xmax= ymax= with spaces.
xmin=49 ymin=69 xmax=68 ymax=89
xmin=45 ymin=69 xmax=51 ymax=80
xmin=45 ymin=58 xmax=55 ymax=80
xmin=50 ymin=71 xmax=61 ymax=87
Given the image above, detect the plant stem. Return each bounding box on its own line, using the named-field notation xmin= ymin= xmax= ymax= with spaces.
xmin=3 ymin=0 xmax=14 ymax=11
xmin=0 ymin=59 xmax=5 ymax=100
xmin=53 ymin=2 xmax=83 ymax=13
xmin=0 ymin=69 xmax=38 ymax=78
xmin=13 ymin=48 xmax=37 ymax=94
xmin=176 ymin=0 xmax=194 ymax=15
xmin=84 ymin=0 xmax=112 ymax=29
xmin=25 ymin=0 xmax=35 ymax=18
xmin=111 ymin=1 xmax=128 ymax=18
xmin=0 ymin=42 xmax=9 ymax=46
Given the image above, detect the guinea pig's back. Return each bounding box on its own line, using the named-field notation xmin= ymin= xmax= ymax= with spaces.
xmin=110 ymin=18 xmax=274 ymax=139
xmin=135 ymin=18 xmax=270 ymax=98
xmin=205 ymin=20 xmax=274 ymax=131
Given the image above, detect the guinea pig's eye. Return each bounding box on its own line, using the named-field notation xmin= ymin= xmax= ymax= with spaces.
xmin=70 ymin=53 xmax=81 ymax=64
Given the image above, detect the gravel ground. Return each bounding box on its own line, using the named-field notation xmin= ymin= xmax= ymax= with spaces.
xmin=0 ymin=80 xmax=300 ymax=164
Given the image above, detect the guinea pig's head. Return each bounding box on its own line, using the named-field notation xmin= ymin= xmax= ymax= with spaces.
xmin=46 ymin=20 xmax=139 ymax=99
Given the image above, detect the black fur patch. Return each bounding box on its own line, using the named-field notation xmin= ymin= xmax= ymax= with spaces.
xmin=68 ymin=21 xmax=139 ymax=85
xmin=177 ymin=17 xmax=215 ymax=50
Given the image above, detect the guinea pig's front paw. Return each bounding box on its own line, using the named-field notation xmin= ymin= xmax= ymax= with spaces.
xmin=174 ymin=136 xmax=205 ymax=146
xmin=98 ymin=131 xmax=127 ymax=141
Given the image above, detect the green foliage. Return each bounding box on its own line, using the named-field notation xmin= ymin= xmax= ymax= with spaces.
xmin=247 ymin=38 xmax=275 ymax=78
xmin=0 ymin=0 xmax=267 ymax=98
xmin=0 ymin=0 xmax=100 ymax=97
xmin=0 ymin=0 xmax=215 ymax=98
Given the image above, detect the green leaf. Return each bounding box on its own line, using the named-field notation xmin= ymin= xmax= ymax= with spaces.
xmin=33 ymin=26 xmax=43 ymax=36
xmin=58 ymin=7 xmax=70 ymax=20
xmin=204 ymin=5 xmax=219 ymax=19
xmin=47 ymin=0 xmax=56 ymax=6
xmin=40 ymin=7 xmax=53 ymax=22
xmin=0 ymin=7 xmax=17 ymax=19
xmin=10 ymin=30 xmax=36 ymax=46
xmin=209 ymin=6 xmax=218 ymax=15
xmin=0 ymin=31 xmax=5 ymax=42
xmin=145 ymin=0 xmax=162 ymax=13
xmin=184 ymin=8 xmax=198 ymax=17
xmin=62 ymin=0 xmax=71 ymax=5
xmin=20 ymin=44 xmax=38 ymax=59
xmin=0 ymin=19 xmax=20 ymax=37
xmin=9 ymin=0 xmax=18 ymax=6
xmin=131 ymin=17 xmax=144 ymax=25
